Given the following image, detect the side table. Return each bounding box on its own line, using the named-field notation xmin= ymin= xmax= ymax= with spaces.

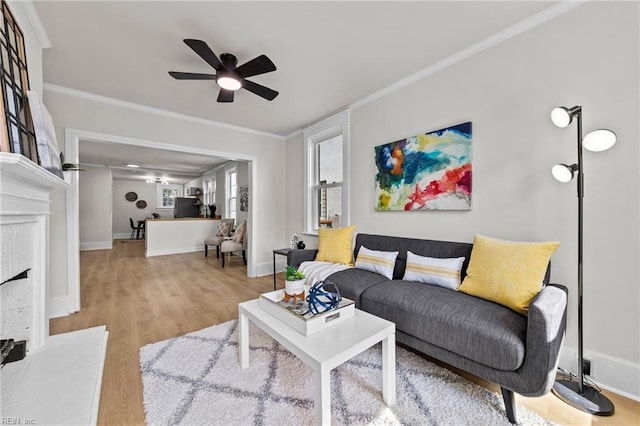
xmin=272 ymin=248 xmax=292 ymax=290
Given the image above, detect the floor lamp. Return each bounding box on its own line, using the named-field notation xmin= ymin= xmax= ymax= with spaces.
xmin=549 ymin=105 xmax=616 ymax=416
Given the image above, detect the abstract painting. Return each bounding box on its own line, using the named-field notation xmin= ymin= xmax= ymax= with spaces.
xmin=375 ymin=122 xmax=472 ymax=211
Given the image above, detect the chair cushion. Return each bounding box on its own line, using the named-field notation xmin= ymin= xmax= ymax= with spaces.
xmin=221 ymin=240 xmax=243 ymax=253
xmin=204 ymin=236 xmax=224 ymax=245
xmin=233 ymin=221 xmax=246 ymax=243
xmin=361 ymin=280 xmax=527 ymax=371
xmin=216 ymin=221 xmax=233 ymax=237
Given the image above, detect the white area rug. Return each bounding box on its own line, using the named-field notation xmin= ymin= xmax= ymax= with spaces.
xmin=140 ymin=320 xmax=554 ymax=425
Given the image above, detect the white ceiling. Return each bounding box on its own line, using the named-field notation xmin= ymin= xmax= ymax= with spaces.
xmin=79 ymin=140 xmax=228 ymax=184
xmin=34 ymin=1 xmax=557 ymax=181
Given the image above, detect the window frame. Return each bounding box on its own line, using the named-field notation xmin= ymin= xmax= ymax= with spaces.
xmin=0 ymin=1 xmax=38 ymax=162
xmin=226 ymin=167 xmax=237 ymax=221
xmin=156 ymin=183 xmax=181 ymax=209
xmin=303 ymin=110 xmax=350 ymax=235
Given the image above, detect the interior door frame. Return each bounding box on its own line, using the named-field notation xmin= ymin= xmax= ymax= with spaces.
xmin=64 ymin=128 xmax=258 ymax=314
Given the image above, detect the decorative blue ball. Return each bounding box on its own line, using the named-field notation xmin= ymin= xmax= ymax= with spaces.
xmin=306 ymin=280 xmax=342 ymax=315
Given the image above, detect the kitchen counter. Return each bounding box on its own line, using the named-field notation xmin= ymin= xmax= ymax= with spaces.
xmin=145 ymin=218 xmax=221 ymax=257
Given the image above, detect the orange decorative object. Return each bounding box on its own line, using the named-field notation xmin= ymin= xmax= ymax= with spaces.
xmin=283 ymin=291 xmax=305 ymax=304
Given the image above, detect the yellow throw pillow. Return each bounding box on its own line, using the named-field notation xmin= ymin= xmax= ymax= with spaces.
xmin=315 ymin=226 xmax=356 ymax=265
xmin=459 ymin=234 xmax=560 ymax=315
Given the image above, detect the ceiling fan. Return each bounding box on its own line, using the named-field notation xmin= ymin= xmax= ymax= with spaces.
xmin=169 ymin=39 xmax=278 ymax=103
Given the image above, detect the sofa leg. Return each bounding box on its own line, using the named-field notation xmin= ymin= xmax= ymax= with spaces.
xmin=501 ymin=387 xmax=517 ymax=424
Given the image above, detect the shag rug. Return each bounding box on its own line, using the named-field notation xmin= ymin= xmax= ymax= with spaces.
xmin=140 ymin=320 xmax=554 ymax=425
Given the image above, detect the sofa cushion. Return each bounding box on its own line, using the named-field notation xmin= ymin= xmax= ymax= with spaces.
xmin=324 ymin=268 xmax=390 ymax=308
xmin=355 ymin=246 xmax=398 ymax=279
xmin=354 ymin=233 xmax=474 ymax=280
xmin=403 ymin=251 xmax=465 ymax=290
xmin=316 ymin=226 xmax=356 ymax=265
xmin=361 ymin=280 xmax=527 ymax=371
xmin=459 ymin=234 xmax=560 ymax=315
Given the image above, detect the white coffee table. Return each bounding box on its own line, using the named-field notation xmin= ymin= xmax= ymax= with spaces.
xmin=238 ymin=299 xmax=396 ymax=426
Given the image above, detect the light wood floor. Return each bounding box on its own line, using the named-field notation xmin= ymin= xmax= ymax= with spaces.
xmin=50 ymin=240 xmax=639 ymax=426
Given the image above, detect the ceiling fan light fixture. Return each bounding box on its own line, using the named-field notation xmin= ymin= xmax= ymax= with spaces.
xmin=217 ymin=75 xmax=242 ymax=91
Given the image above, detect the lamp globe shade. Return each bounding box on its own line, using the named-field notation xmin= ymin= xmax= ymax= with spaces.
xmin=551 ymin=107 xmax=572 ymax=128
xmin=583 ymin=129 xmax=617 ymax=152
xmin=552 ymin=164 xmax=575 ymax=183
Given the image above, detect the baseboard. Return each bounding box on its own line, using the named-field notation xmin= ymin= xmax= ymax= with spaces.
xmin=112 ymin=233 xmax=131 ymax=240
xmin=48 ymin=296 xmax=70 ymax=318
xmin=558 ymin=344 xmax=640 ymax=401
xmin=145 ymin=246 xmax=204 ymax=257
xmin=253 ymin=259 xmax=286 ymax=278
xmin=80 ymin=241 xmax=113 ymax=251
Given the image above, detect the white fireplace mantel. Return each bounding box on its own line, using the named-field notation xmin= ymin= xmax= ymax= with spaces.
xmin=0 ymin=152 xmax=70 ymax=349
xmin=1 ymin=153 xmax=107 ymax=426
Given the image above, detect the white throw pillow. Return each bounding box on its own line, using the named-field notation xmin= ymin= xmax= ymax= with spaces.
xmin=354 ymin=246 xmax=398 ymax=280
xmin=403 ymin=251 xmax=465 ymax=290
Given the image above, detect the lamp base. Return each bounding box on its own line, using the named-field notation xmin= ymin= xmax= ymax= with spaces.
xmin=552 ymin=379 xmax=615 ymax=416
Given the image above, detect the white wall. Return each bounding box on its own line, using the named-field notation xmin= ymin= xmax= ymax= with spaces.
xmin=286 ymin=2 xmax=639 ymax=397
xmin=112 ymin=180 xmax=172 ymax=237
xmin=79 ymin=165 xmax=112 ymax=249
xmin=44 ymin=86 xmax=286 ymax=305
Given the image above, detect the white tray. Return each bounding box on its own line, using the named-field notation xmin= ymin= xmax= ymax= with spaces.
xmin=259 ymin=288 xmax=355 ymax=336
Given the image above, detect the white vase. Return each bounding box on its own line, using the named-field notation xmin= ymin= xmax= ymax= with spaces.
xmin=285 ymin=279 xmax=305 ymax=296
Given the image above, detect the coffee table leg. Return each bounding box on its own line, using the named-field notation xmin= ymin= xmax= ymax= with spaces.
xmin=239 ymin=311 xmax=249 ymax=368
xmin=313 ymin=366 xmax=331 ymax=426
xmin=382 ymin=333 xmax=396 ymax=406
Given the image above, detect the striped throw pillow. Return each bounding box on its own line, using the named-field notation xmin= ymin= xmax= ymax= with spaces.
xmin=403 ymin=251 xmax=465 ymax=290
xmin=355 ymin=246 xmax=398 ymax=279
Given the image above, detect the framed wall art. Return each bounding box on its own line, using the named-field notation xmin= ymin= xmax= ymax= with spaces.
xmin=374 ymin=122 xmax=472 ymax=211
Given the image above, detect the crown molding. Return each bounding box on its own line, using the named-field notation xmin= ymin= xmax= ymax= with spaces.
xmin=284 ymin=0 xmax=587 ymax=140
xmin=44 ymin=83 xmax=285 ymax=140
xmin=16 ymin=0 xmax=51 ymax=49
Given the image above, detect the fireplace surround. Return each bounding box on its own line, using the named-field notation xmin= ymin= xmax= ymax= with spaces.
xmin=0 ymin=152 xmax=108 ymax=423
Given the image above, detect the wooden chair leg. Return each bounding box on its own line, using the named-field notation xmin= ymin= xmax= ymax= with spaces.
xmin=216 ymin=246 xmax=220 ymax=258
xmin=242 ymin=250 xmax=246 ymax=265
xmin=205 ymin=245 xmax=208 ymax=257
xmin=222 ymin=252 xmax=225 ymax=267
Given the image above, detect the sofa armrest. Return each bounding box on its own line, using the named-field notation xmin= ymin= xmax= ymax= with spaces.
xmin=287 ymin=249 xmax=318 ymax=268
xmin=519 ymin=283 xmax=568 ymax=396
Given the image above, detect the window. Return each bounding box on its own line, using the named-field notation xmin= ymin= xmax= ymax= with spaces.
xmin=226 ymin=168 xmax=237 ymax=221
xmin=204 ymin=177 xmax=216 ymax=206
xmin=303 ymin=110 xmax=349 ymax=234
xmin=156 ymin=184 xmax=180 ymax=209
xmin=0 ymin=1 xmax=38 ymax=162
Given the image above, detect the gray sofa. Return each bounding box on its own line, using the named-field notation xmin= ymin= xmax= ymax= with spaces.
xmin=288 ymin=233 xmax=567 ymax=424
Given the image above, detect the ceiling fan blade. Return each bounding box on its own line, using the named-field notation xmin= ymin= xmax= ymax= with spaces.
xmin=169 ymin=71 xmax=216 ymax=80
xmin=217 ymin=89 xmax=234 ymax=103
xmin=235 ymin=54 xmax=277 ymax=78
xmin=242 ymin=79 xmax=278 ymax=101
xmin=183 ymin=39 xmax=224 ymax=71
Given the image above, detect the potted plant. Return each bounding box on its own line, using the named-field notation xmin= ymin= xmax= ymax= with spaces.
xmin=284 ymin=265 xmax=305 ymax=303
